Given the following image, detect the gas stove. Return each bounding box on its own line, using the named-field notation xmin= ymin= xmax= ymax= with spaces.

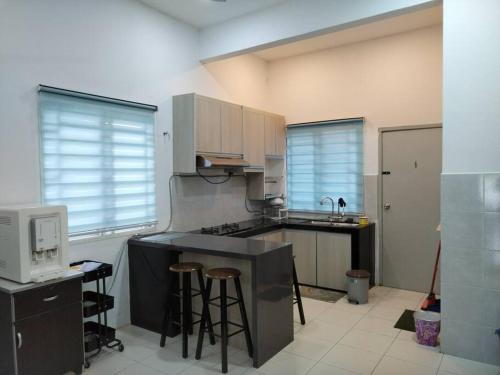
xmin=200 ymin=222 xmax=252 ymax=236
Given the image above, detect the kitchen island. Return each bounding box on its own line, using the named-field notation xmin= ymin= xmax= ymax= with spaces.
xmin=128 ymin=232 xmax=293 ymax=368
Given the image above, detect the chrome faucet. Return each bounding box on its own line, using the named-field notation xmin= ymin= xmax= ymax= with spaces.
xmin=320 ymin=196 xmax=335 ymax=221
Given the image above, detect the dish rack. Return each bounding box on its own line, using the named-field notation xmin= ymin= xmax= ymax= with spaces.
xmin=71 ymin=260 xmax=124 ymax=369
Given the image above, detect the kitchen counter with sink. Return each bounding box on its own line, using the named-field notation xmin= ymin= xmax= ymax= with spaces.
xmin=203 ymin=217 xmax=372 ymax=238
xmin=204 ymin=217 xmax=376 ymax=290
xmin=126 ymin=217 xmax=374 ymax=369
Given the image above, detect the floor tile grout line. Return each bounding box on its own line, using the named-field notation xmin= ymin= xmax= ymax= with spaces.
xmin=436 ymin=352 xmax=445 ymax=374
xmin=369 ymin=329 xmax=399 ymax=375
xmin=298 ymin=291 xmax=392 ymax=374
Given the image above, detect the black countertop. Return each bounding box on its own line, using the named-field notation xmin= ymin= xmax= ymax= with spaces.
xmin=128 ymin=217 xmax=374 ymax=260
xmin=192 ymin=217 xmax=373 ymax=238
xmin=127 ymin=231 xmax=291 ymax=260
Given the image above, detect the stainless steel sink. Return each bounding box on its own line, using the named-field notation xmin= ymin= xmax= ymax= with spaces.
xmin=307 ymin=220 xmax=359 ymax=227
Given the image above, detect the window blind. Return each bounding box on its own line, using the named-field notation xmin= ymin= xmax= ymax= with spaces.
xmin=286 ymin=118 xmax=364 ymax=213
xmin=38 ymin=88 xmax=157 ymax=235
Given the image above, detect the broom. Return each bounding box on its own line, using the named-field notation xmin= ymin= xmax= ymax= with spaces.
xmin=421 ymin=239 xmax=441 ymax=311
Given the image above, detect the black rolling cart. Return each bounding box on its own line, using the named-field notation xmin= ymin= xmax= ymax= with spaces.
xmin=71 ymin=260 xmax=124 ymax=369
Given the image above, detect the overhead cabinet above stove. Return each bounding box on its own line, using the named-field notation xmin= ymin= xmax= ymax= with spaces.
xmin=173 ymin=93 xmax=286 ymax=174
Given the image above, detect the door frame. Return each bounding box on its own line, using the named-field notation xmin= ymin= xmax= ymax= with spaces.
xmin=378 ymin=123 xmax=442 ymax=286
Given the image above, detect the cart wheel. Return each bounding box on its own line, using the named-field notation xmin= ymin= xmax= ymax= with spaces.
xmin=84 ymin=360 xmax=90 ymax=369
xmin=118 ymin=344 xmax=124 ymax=352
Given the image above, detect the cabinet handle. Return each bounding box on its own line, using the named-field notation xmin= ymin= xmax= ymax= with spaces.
xmin=43 ymin=295 xmax=59 ymax=302
xmin=17 ymin=332 xmax=22 ymax=349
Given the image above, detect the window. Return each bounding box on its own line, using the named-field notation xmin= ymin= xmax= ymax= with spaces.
xmin=38 ymin=86 xmax=157 ymax=236
xmin=286 ymin=118 xmax=364 ymax=213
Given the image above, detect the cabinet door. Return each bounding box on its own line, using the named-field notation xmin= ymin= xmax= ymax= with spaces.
xmin=317 ymin=232 xmax=351 ymax=291
xmin=15 ymin=303 xmax=83 ymax=375
xmin=264 ymin=115 xmax=277 ymax=156
xmin=221 ymin=102 xmax=243 ymax=155
xmin=275 ymin=116 xmax=286 ymax=156
xmin=196 ymin=96 xmax=221 ymax=153
xmin=243 ymin=109 xmax=265 ymax=166
xmin=284 ymin=230 xmax=316 ymax=286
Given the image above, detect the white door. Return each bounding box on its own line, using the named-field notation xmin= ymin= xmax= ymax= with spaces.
xmin=382 ymin=127 xmax=442 ymax=292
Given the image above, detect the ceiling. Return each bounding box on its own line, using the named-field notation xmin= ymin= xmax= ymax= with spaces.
xmin=140 ymin=0 xmax=290 ymax=28
xmin=254 ymin=5 xmax=442 ymax=61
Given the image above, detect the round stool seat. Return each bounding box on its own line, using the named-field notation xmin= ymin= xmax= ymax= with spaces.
xmin=169 ymin=262 xmax=203 ymax=273
xmin=206 ymin=267 xmax=241 ymax=280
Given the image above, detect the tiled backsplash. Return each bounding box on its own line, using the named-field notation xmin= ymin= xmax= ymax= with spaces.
xmin=441 ymin=173 xmax=500 ymax=366
xmin=170 ymin=175 xmax=263 ymax=232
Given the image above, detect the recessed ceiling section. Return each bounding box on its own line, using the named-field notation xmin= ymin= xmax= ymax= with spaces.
xmin=253 ymin=5 xmax=442 ymax=61
xmin=140 ymin=0 xmax=291 ymax=28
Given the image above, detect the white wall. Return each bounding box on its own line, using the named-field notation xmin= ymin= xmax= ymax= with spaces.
xmin=442 ymin=0 xmax=500 ymax=174
xmin=440 ymin=0 xmax=500 ymax=366
xmin=199 ymin=0 xmax=440 ymax=61
xmin=0 ymin=0 xmax=268 ymax=327
xmin=267 ymin=25 xmax=443 ymax=175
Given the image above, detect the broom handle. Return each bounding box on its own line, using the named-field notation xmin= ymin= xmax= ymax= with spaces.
xmin=429 ymin=240 xmax=441 ymax=296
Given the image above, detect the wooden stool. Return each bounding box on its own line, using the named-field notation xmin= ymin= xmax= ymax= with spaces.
xmin=293 ymin=256 xmax=306 ymax=325
xmin=160 ymin=262 xmax=215 ymax=358
xmin=195 ymin=267 xmax=253 ymax=373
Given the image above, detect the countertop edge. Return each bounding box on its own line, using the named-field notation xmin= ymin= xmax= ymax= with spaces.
xmin=0 ymin=270 xmax=84 ymax=294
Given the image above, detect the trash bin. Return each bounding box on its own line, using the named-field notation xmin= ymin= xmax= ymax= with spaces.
xmin=414 ymin=310 xmax=441 ymax=347
xmin=345 ymin=270 xmax=370 ymax=304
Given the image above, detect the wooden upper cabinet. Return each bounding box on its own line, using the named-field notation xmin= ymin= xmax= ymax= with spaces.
xmin=264 ymin=115 xmax=277 ymax=155
xmin=275 ymin=116 xmax=286 ymax=156
xmin=196 ymin=96 xmax=221 ymax=154
xmin=221 ymin=102 xmax=243 ymax=155
xmin=243 ymin=108 xmax=265 ymax=167
xmin=264 ymin=114 xmax=286 ymax=157
xmin=173 ymin=93 xmax=281 ymax=174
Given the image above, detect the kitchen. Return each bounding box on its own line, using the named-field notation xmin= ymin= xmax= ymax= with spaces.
xmin=0 ymin=1 xmax=499 ymax=375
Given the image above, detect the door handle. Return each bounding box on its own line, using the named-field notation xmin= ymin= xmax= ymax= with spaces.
xmin=43 ymin=295 xmax=59 ymax=302
xmin=17 ymin=332 xmax=22 ymax=349
xmin=384 ymin=203 xmax=391 ymax=209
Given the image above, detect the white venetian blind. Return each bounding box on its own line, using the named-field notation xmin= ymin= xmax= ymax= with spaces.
xmin=286 ymin=118 xmax=364 ymax=213
xmin=38 ymin=87 xmax=157 ymax=235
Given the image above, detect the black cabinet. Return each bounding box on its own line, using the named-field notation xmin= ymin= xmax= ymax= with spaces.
xmin=128 ymin=240 xmax=181 ymax=336
xmin=0 ymin=276 xmax=83 ymax=375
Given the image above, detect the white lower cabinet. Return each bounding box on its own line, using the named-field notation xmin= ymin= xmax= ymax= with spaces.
xmin=316 ymin=232 xmax=352 ymax=291
xmin=250 ymin=229 xmax=352 ymax=291
xmin=249 ymin=230 xmax=283 ymax=241
xmin=262 ymin=230 xmax=284 ymax=242
xmin=284 ymin=230 xmax=317 ymax=286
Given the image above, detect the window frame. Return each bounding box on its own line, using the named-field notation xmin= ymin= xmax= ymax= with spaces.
xmin=285 ymin=117 xmax=365 ymax=215
xmin=37 ymin=85 xmax=159 ymax=238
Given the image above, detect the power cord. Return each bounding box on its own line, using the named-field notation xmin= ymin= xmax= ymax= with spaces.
xmin=164 ymin=174 xmax=175 ymax=232
xmin=196 ymin=168 xmax=233 ymax=184
xmin=106 ymin=238 xmax=127 ymax=294
xmin=245 ymin=177 xmax=264 ymax=215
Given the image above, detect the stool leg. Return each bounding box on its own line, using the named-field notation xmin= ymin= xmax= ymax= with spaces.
xmin=182 ymin=272 xmax=191 ymax=358
xmin=220 ymin=280 xmax=228 ymax=374
xmin=187 ymin=275 xmax=194 ymax=335
xmin=196 ymin=270 xmax=216 ymax=345
xmin=196 ymin=278 xmax=212 ymax=360
xmin=293 ymin=260 xmax=306 ymax=325
xmin=160 ymin=271 xmax=175 ymax=347
xmin=234 ymin=277 xmax=253 ymax=358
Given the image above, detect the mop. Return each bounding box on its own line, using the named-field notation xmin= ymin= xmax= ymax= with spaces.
xmin=421 ymin=239 xmax=441 ymax=312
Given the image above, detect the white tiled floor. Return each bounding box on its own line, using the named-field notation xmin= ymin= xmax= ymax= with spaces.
xmin=84 ymin=287 xmax=500 ymax=375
